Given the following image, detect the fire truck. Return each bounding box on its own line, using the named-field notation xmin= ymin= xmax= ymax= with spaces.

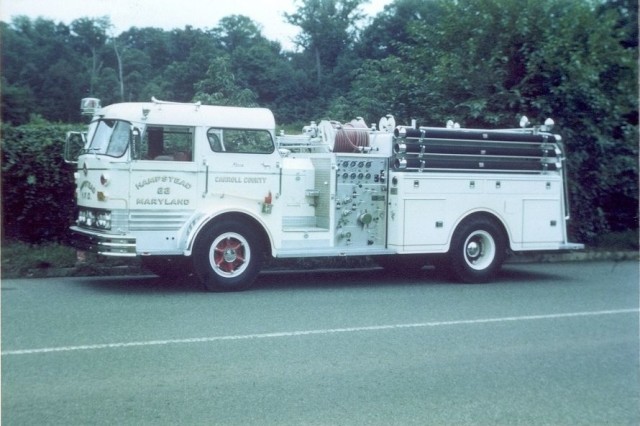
xmin=65 ymin=97 xmax=582 ymax=291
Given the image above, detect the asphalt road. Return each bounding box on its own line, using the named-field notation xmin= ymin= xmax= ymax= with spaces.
xmin=2 ymin=261 xmax=639 ymax=425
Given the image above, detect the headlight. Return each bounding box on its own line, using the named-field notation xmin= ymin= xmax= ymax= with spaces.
xmin=77 ymin=209 xmax=110 ymax=230
xmin=96 ymin=211 xmax=112 ymax=229
xmin=85 ymin=210 xmax=96 ymax=227
xmin=77 ymin=209 xmax=94 ymax=226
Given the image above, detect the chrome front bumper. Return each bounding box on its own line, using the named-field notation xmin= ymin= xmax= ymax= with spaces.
xmin=70 ymin=226 xmax=137 ymax=256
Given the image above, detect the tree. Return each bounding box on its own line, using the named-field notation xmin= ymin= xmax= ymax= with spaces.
xmin=193 ymin=56 xmax=258 ymax=107
xmin=1 ymin=17 xmax=86 ymax=122
xmin=286 ymin=0 xmax=367 ymax=87
xmin=1 ymin=3 xmax=636 ymax=242
xmin=0 ymin=21 xmax=35 ymax=124
xmin=215 ymin=16 xmax=297 ymax=107
xmin=0 ymin=77 xmax=34 ymax=125
xmin=349 ymin=0 xmax=638 ymax=240
xmin=161 ymin=27 xmax=223 ymax=102
xmin=217 ymin=15 xmax=266 ymax=52
xmin=357 ymin=0 xmax=442 ymax=60
xmin=70 ymin=17 xmax=110 ymax=96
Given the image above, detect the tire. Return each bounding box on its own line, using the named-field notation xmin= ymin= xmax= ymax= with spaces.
xmin=447 ymin=217 xmax=506 ymax=283
xmin=193 ymin=219 xmax=264 ymax=292
xmin=142 ymin=256 xmax=193 ymax=279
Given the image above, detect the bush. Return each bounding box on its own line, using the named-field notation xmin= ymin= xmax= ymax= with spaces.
xmin=1 ymin=122 xmax=80 ymax=243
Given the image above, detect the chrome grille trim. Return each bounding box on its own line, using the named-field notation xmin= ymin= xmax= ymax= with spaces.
xmin=129 ymin=209 xmax=193 ymax=231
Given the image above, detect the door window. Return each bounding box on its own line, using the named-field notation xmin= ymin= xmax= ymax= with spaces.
xmin=140 ymin=126 xmax=194 ymax=161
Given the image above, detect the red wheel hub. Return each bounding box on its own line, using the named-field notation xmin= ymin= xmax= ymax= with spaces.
xmin=213 ymin=237 xmax=246 ymax=273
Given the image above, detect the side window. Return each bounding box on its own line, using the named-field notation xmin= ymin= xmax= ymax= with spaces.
xmin=207 ymin=128 xmax=274 ymax=154
xmin=141 ymin=126 xmax=194 ymax=161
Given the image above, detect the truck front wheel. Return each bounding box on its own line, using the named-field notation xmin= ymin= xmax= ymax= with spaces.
xmin=193 ymin=219 xmax=263 ymax=292
xmin=447 ymin=217 xmax=506 ymax=283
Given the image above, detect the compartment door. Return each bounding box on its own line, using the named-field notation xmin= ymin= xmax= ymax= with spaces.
xmin=403 ymin=199 xmax=448 ymax=246
xmin=522 ymin=199 xmax=563 ymax=243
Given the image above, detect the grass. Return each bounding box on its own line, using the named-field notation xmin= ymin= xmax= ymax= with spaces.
xmin=1 ymin=240 xmax=142 ymax=278
xmin=1 ymin=230 xmax=637 ymax=279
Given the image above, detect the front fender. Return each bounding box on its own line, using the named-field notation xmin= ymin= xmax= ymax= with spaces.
xmin=182 ymin=208 xmax=275 ymax=257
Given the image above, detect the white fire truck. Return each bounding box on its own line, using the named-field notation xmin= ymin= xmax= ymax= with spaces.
xmin=65 ymin=97 xmax=582 ymax=291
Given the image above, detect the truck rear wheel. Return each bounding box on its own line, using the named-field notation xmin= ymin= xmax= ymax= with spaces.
xmin=193 ymin=219 xmax=263 ymax=292
xmin=447 ymin=217 xmax=506 ymax=283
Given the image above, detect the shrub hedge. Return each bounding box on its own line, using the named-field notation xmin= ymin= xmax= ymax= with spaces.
xmin=2 ymin=123 xmax=80 ymax=243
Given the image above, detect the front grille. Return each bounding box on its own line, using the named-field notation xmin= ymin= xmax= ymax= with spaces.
xmin=129 ymin=210 xmax=192 ymax=231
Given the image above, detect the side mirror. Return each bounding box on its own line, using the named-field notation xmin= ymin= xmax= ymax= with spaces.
xmin=64 ymin=131 xmax=86 ymax=164
xmin=131 ymin=127 xmax=141 ymax=160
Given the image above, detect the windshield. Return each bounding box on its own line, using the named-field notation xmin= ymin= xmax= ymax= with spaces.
xmin=86 ymin=119 xmax=131 ymax=157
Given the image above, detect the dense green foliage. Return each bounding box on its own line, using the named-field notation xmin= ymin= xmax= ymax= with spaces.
xmin=350 ymin=0 xmax=639 ymax=238
xmin=1 ymin=123 xmax=77 ymax=242
xmin=1 ymin=0 xmax=637 ymax=243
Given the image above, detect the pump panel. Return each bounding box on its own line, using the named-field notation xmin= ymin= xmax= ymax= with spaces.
xmin=334 ymin=155 xmax=388 ymax=248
